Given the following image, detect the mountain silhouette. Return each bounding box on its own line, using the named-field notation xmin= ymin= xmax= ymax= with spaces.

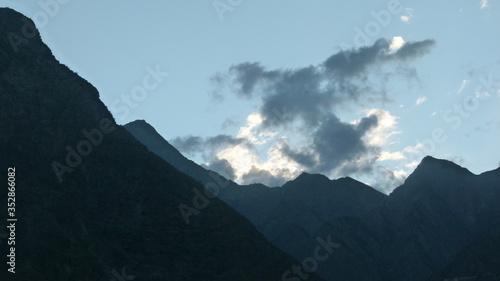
xmin=0 ymin=8 xmax=325 ymax=281
xmin=126 ymin=120 xmax=500 ymax=281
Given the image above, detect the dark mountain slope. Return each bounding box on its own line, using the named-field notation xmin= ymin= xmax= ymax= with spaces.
xmin=426 ymin=235 xmax=500 ymax=281
xmin=125 ymin=120 xmax=500 ymax=281
xmin=379 ymin=156 xmax=500 ymax=280
xmin=0 ymin=8 xmax=323 ymax=281
xmin=125 ymin=120 xmax=391 ymax=281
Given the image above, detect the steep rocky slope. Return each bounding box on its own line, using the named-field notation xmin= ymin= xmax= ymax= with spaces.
xmin=0 ymin=8 xmax=323 ymax=281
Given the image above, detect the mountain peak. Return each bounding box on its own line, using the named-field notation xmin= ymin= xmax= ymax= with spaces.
xmin=292 ymin=172 xmax=331 ymax=185
xmin=0 ymin=7 xmax=25 ymax=22
xmin=1 ymin=8 xmax=44 ymax=54
xmin=126 ymin=119 xmax=149 ymax=126
xmin=415 ymin=155 xmax=473 ymax=175
xmin=389 ymin=156 xmax=476 ymax=199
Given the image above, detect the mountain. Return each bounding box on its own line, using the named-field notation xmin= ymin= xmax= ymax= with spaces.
xmin=377 ymin=156 xmax=500 ymax=280
xmin=125 ymin=120 xmax=390 ymax=280
xmin=125 ymin=120 xmax=500 ymax=281
xmin=426 ymin=235 xmax=500 ymax=280
xmin=0 ymin=8 xmax=325 ymax=281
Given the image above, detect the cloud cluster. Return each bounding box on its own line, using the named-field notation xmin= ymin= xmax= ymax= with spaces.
xmin=176 ymin=37 xmax=435 ymax=188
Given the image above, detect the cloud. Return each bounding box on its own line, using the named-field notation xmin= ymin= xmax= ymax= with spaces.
xmin=371 ymin=167 xmax=407 ymax=193
xmin=279 ymin=114 xmax=379 ymax=175
xmin=324 ymin=38 xmax=435 ymax=80
xmin=400 ymin=8 xmax=414 ymax=23
xmin=220 ymin=38 xmax=435 ymax=129
xmin=204 ymin=158 xmax=236 ymax=180
xmin=415 ymin=96 xmax=427 ymax=105
xmin=363 ymin=109 xmax=400 ymax=147
xmin=405 ymin=160 xmax=420 ymax=169
xmin=403 ymin=143 xmax=424 ymax=154
xmin=388 ymin=36 xmax=406 ymax=53
xmin=171 ymin=134 xmax=252 ymax=160
xmin=480 ymin=0 xmax=489 ymax=9
xmin=175 ymin=38 xmax=435 ymax=186
xmin=379 ymin=151 xmax=405 ymax=161
xmin=212 ymin=62 xmax=281 ymax=100
xmin=215 ymin=136 xmax=303 ymax=186
xmin=457 ymin=79 xmax=470 ymax=94
xmin=236 ymin=113 xmax=278 ymax=144
xmin=240 ymin=166 xmax=285 ymax=187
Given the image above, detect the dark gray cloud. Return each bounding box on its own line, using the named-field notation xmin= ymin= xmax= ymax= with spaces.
xmin=325 ymin=39 xmax=390 ymax=78
xmin=219 ymin=38 xmax=435 ymax=130
xmin=171 ymin=136 xmax=204 ymax=155
xmin=282 ymin=114 xmax=379 ymax=174
xmin=215 ymin=38 xmax=433 ymax=177
xmin=172 ymin=134 xmax=252 ymax=159
xmin=210 ymin=62 xmax=281 ymax=101
xmin=198 ymin=38 xmax=435 ymax=184
xmin=392 ymin=39 xmax=436 ymax=61
xmin=229 ymin=62 xmax=281 ymax=98
xmin=325 ymin=39 xmax=436 ymax=76
xmin=204 ymin=158 xmax=236 ymax=180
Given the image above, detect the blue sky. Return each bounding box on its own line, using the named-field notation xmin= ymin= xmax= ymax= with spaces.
xmin=3 ymin=0 xmax=499 ymax=193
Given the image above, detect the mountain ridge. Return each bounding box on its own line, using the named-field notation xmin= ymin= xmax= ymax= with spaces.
xmin=125 ymin=118 xmax=500 ymax=281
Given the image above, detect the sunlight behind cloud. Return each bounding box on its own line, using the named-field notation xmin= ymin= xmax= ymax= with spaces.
xmin=388 ymin=36 xmax=406 ymax=54
xmin=363 ymin=109 xmax=400 ymax=147
xmin=236 ymin=113 xmax=277 ymax=145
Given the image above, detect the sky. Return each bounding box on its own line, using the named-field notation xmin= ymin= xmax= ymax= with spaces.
xmin=2 ymin=0 xmax=500 ymax=193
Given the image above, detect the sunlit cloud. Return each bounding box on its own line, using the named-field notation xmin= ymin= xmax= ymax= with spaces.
xmin=216 ymin=137 xmax=303 ymax=186
xmin=404 ymin=143 xmax=424 ymax=154
xmin=415 ymin=96 xmax=427 ymax=105
xmin=236 ymin=113 xmax=277 ymax=145
xmin=388 ymin=36 xmax=406 ymax=54
xmin=363 ymin=109 xmax=400 ymax=147
xmin=405 ymin=160 xmax=420 ymax=169
xmin=400 ymin=8 xmax=413 ymax=23
xmin=379 ymin=151 xmax=406 ymax=161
